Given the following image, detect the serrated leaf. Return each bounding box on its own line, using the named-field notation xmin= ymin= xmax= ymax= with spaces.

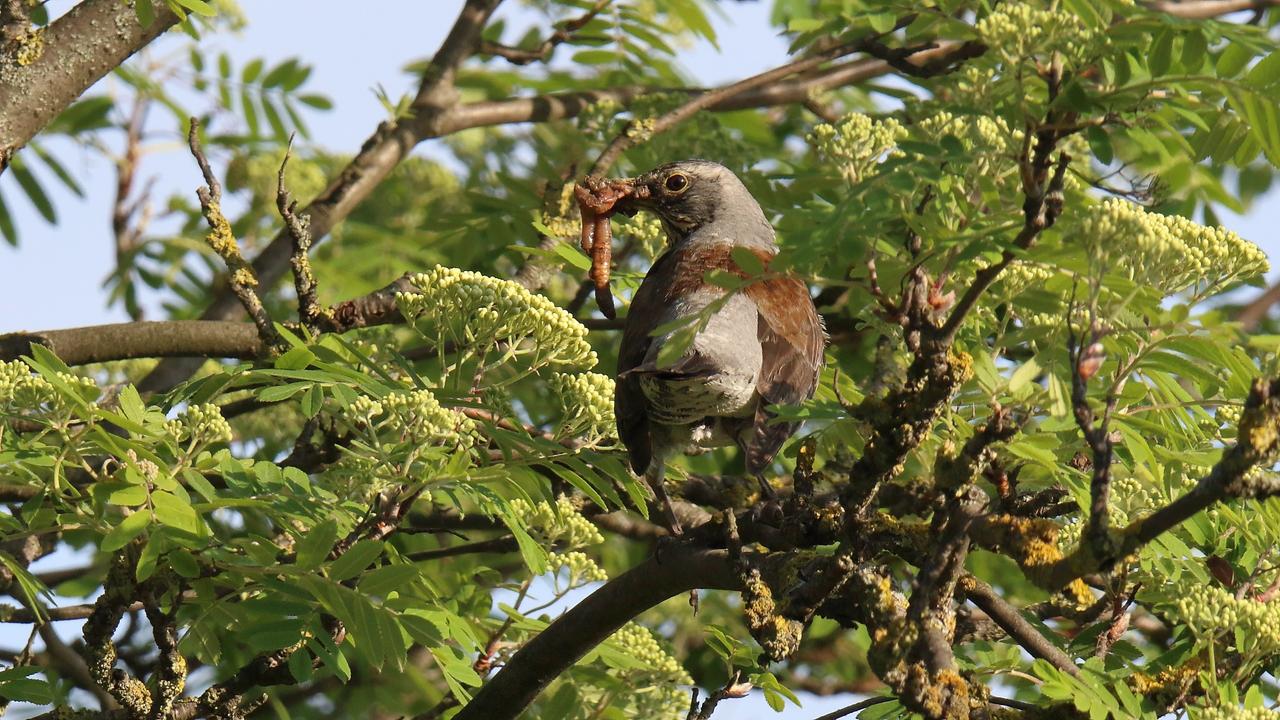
xmin=152 ymin=490 xmax=200 ymax=534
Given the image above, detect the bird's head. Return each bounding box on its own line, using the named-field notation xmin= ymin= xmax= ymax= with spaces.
xmin=579 ymin=160 xmax=772 ymax=245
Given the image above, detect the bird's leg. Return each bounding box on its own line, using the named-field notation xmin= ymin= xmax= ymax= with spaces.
xmin=645 ymin=458 xmax=682 ymax=536
xmin=754 ymin=472 xmax=784 ymax=527
xmin=755 ymin=473 xmax=777 ymax=501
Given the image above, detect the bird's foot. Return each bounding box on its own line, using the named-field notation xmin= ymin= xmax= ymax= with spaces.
xmin=754 ymin=475 xmax=784 ymax=526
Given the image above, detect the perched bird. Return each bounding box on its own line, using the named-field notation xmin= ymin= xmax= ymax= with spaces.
xmin=583 ymin=160 xmax=825 ymax=533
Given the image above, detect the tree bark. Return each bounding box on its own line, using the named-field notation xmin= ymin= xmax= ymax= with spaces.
xmin=0 ymin=0 xmax=177 ymax=173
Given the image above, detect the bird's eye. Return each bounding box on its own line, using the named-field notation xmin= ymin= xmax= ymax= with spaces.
xmin=664 ymin=173 xmax=690 ymax=193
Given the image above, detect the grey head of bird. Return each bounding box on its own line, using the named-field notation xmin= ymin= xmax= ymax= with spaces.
xmin=602 ymin=160 xmax=776 ymax=249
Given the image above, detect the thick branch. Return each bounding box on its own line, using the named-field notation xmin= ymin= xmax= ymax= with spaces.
xmin=0 ymin=274 xmax=415 ymax=366
xmin=0 ymin=321 xmax=261 ymax=365
xmin=0 ymin=0 xmax=177 ymax=173
xmin=455 ymin=547 xmax=737 ymax=720
xmin=1145 ymin=0 xmax=1280 ymax=18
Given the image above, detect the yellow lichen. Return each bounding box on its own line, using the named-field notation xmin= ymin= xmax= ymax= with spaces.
xmin=14 ymin=27 xmax=44 ymax=66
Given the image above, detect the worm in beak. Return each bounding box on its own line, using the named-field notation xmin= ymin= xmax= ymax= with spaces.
xmin=574 ymin=177 xmax=646 ymax=319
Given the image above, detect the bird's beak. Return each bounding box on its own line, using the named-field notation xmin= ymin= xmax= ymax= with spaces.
xmin=575 ymin=176 xmax=650 ymax=217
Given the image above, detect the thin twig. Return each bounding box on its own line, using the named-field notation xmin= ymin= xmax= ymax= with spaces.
xmin=187 ymin=117 xmax=280 ymax=350
xmin=277 ymin=134 xmax=327 ymax=332
xmin=479 ymin=0 xmax=611 ymax=65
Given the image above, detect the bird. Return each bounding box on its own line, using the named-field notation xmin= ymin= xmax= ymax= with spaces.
xmin=585 ymin=160 xmax=825 ymax=534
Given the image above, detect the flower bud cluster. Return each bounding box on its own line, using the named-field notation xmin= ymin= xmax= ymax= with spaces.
xmin=0 ymin=360 xmax=97 ymax=415
xmin=1196 ymin=707 xmax=1280 ymax=720
xmin=1081 ymin=199 xmax=1268 ymax=295
xmin=166 ymin=403 xmax=233 ymax=445
xmin=916 ymin=112 xmax=1021 ymax=177
xmin=611 ymin=622 xmax=692 ymax=684
xmin=346 ymin=396 xmax=384 ymax=427
xmin=615 ymin=214 xmax=666 ymax=259
xmin=975 ymin=2 xmax=1099 ymax=64
xmin=576 ymin=97 xmax=623 ymax=135
xmin=549 ymin=372 xmax=617 ymax=444
xmin=1167 ymin=576 xmax=1280 ymax=656
xmin=381 ymin=389 xmax=478 ymax=448
xmin=998 ymin=262 xmax=1055 ymax=299
xmin=398 ymin=266 xmax=597 ymax=371
xmin=1218 ymin=403 xmax=1244 ymax=429
xmin=509 ymin=496 xmax=603 ymax=549
xmin=548 ymin=550 xmax=608 ymax=584
xmin=808 ymin=113 xmax=906 ymax=184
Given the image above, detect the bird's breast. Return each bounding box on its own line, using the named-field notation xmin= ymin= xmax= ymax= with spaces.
xmin=639 ymin=371 xmax=758 ymax=425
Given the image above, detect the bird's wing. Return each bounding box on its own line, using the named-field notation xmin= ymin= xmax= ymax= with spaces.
xmin=616 ymin=248 xmax=682 ymax=474
xmin=742 ymin=274 xmax=825 ymax=474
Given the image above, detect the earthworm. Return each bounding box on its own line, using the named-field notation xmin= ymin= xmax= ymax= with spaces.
xmin=589 ymin=213 xmax=615 ymax=318
xmin=574 ymin=181 xmax=619 ymax=319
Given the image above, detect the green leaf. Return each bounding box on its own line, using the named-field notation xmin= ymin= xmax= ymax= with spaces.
xmin=0 ymin=186 xmax=15 ymax=246
xmin=1246 ymin=49 xmax=1280 ymax=87
xmin=552 ymin=242 xmax=592 ymax=270
xmin=118 ymin=384 xmax=147 ymax=424
xmin=134 ymin=0 xmax=155 ymax=27
xmin=298 ymin=94 xmax=333 ymax=110
xmin=328 ymin=540 xmax=384 ymax=583
xmin=1217 ymin=43 xmax=1254 ymax=78
xmin=152 ymin=490 xmax=200 ymax=534
xmin=296 ymin=519 xmax=338 ymax=570
xmin=1181 ymin=29 xmax=1207 ymax=70
xmin=571 ymin=49 xmax=616 ymax=65
xmin=1008 ymin=358 xmax=1041 ymax=393
xmin=730 ymin=246 xmax=766 ymax=276
xmin=1147 ymin=29 xmax=1175 ymax=77
xmin=172 ymin=0 xmax=217 ymax=17
xmin=102 ymin=510 xmax=150 ymax=551
xmin=1086 ymin=126 xmax=1113 ymax=165
xmin=10 ymin=157 xmax=55 ymax=223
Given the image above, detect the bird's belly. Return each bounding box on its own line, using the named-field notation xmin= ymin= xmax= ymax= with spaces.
xmin=639 ymin=372 xmax=757 ymax=425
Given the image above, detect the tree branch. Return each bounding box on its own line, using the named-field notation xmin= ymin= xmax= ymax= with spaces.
xmin=454 ymin=547 xmax=737 ymax=720
xmin=1144 ymin=0 xmax=1280 ymax=19
xmin=0 ymin=0 xmax=177 ymax=174
xmin=0 ymin=274 xmax=416 ymax=365
xmin=479 ymin=0 xmax=611 ymax=65
xmin=959 ymin=575 xmax=1078 ymax=675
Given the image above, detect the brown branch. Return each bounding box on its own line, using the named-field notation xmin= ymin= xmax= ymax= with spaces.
xmin=454 ymin=547 xmax=738 ymax=720
xmin=1237 ymin=279 xmax=1280 ymax=330
xmin=959 ymin=575 xmax=1078 ymax=675
xmin=0 ymin=274 xmax=417 ymax=366
xmin=36 ymin=624 xmax=120 ymax=710
xmin=0 ymin=0 xmax=177 ymax=174
xmin=188 ymin=117 xmax=280 ymax=350
xmin=479 ymin=0 xmax=611 ymax=65
xmin=0 ymin=321 xmax=262 ymax=365
xmin=277 ymin=137 xmax=326 ymax=332
xmin=1145 ymin=0 xmax=1280 ymax=19
xmin=811 ymin=696 xmax=896 ymax=720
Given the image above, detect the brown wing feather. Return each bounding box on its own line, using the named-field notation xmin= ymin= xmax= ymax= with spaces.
xmin=616 ymin=248 xmax=682 ymax=474
xmin=742 ymin=274 xmax=825 ymax=474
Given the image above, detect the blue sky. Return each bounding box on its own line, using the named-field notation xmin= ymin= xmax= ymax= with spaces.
xmin=1 ymin=2 xmax=1277 ymax=718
